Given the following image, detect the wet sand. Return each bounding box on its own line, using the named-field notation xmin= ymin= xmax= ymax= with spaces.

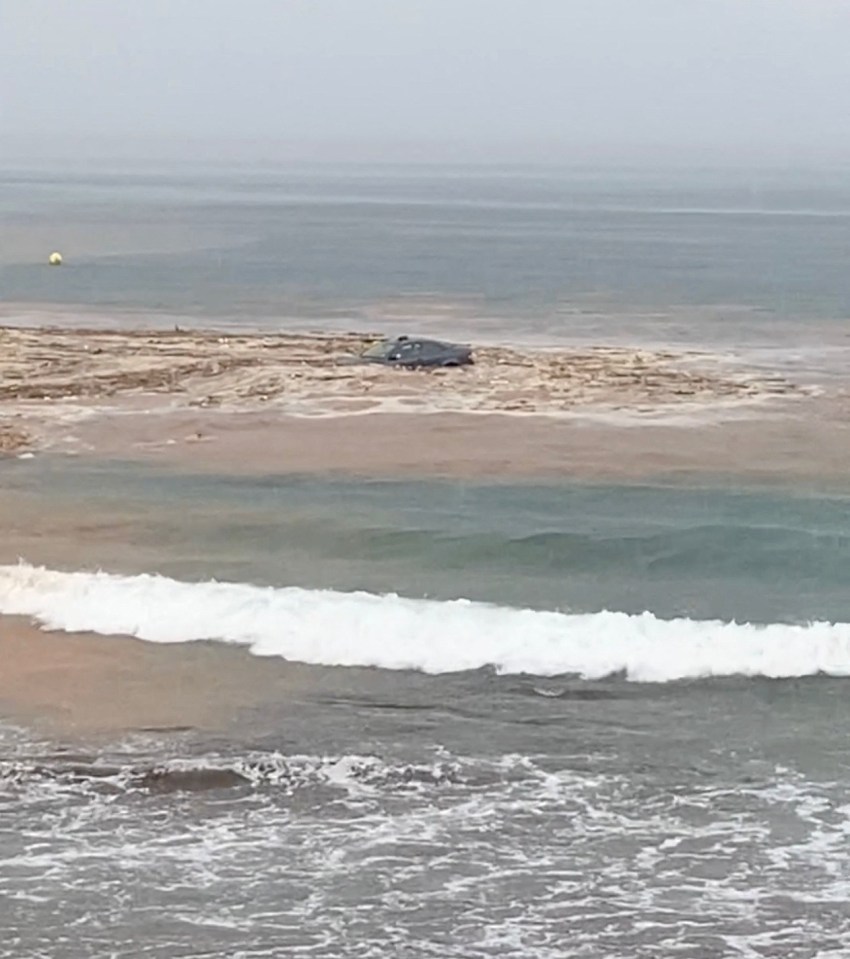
xmin=0 ymin=615 xmax=303 ymax=735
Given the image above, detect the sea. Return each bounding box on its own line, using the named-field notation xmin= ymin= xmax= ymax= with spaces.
xmin=2 ymin=160 xmax=850 ymax=958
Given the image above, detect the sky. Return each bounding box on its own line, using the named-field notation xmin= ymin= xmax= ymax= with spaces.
xmin=2 ymin=0 xmax=850 ymax=163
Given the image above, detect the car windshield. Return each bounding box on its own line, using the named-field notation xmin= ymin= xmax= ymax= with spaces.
xmin=361 ymin=341 xmax=392 ymax=358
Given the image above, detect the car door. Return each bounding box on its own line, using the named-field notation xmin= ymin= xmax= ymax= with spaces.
xmin=393 ymin=341 xmax=422 ymax=365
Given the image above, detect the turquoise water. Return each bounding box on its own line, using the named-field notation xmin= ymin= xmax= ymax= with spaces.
xmin=5 ymin=457 xmax=850 ymax=626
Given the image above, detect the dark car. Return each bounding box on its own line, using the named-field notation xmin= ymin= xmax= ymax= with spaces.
xmin=359 ymin=336 xmax=473 ymax=369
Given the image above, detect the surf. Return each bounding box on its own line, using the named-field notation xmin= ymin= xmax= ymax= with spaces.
xmin=1 ymin=563 xmax=849 ymax=683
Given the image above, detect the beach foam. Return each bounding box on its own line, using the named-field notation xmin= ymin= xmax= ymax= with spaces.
xmin=1 ymin=563 xmax=848 ymax=682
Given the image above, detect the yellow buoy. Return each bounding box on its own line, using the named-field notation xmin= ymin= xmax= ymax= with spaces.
xmin=48 ymin=251 xmax=63 ymax=266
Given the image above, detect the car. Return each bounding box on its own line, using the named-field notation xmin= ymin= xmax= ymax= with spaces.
xmin=358 ymin=336 xmax=474 ymax=369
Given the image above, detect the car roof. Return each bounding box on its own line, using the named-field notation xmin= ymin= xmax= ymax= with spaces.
xmin=392 ymin=337 xmax=456 ymax=348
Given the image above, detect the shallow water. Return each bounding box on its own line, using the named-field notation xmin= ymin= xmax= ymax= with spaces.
xmin=5 ymin=705 xmax=850 ymax=959
xmin=5 ymin=457 xmax=850 ymax=625
xmin=2 ymin=460 xmax=850 ymax=956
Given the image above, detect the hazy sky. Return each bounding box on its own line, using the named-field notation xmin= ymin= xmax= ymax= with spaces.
xmin=3 ymin=0 xmax=850 ymax=162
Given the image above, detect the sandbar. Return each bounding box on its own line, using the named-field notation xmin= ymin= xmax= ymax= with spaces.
xmin=1 ymin=324 xmax=839 ymax=485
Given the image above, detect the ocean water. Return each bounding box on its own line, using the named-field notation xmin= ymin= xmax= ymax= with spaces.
xmin=3 ymin=164 xmax=850 ymax=957
xmin=3 ymin=460 xmax=850 ymax=957
xmin=4 ymin=162 xmax=850 ymax=353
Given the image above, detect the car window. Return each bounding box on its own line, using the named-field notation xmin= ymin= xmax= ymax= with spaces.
xmin=362 ymin=341 xmax=390 ymax=358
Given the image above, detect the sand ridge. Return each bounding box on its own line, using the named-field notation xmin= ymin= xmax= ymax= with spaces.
xmin=0 ymin=325 xmax=805 ymax=454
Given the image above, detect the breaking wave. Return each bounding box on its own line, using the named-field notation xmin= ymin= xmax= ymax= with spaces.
xmin=1 ymin=563 xmax=849 ymax=682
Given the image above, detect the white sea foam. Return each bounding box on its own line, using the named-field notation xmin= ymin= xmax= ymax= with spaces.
xmin=1 ymin=563 xmax=849 ymax=682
